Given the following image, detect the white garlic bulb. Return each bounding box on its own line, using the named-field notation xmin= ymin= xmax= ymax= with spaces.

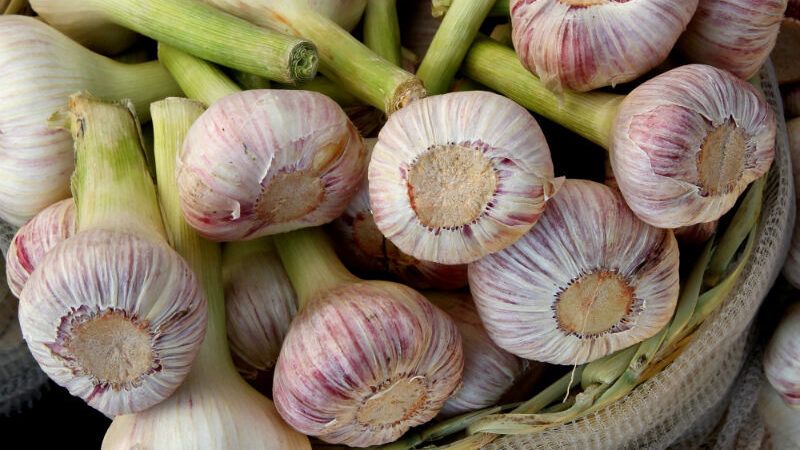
xmin=470 ymin=179 xmax=680 ymax=365
xmin=764 ymin=303 xmax=800 ymax=407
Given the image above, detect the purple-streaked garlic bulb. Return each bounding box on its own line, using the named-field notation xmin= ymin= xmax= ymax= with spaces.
xmin=426 ymin=291 xmax=535 ymax=418
xmin=332 ymin=139 xmax=468 ymax=290
xmin=510 ymin=0 xmax=698 ymax=92
xmin=28 ymin=0 xmax=138 ymax=54
xmin=0 ymin=16 xmax=180 ymax=226
xmin=369 ymin=91 xmax=558 ymax=265
xmin=611 ymin=64 xmax=776 ymax=228
xmin=176 ymin=90 xmax=366 ymax=241
xmin=223 ymin=237 xmax=297 ymax=381
xmin=6 ymin=198 xmax=75 ymax=298
xmin=783 ymin=119 xmax=800 ymax=288
xmin=470 ymin=180 xmax=680 ymax=365
xmin=679 ymin=0 xmax=787 ymax=80
xmin=674 ymin=220 xmax=719 ymax=245
xmin=272 ymin=227 xmax=463 ymax=447
xmin=18 ymin=95 xmax=206 ymax=416
xmin=765 ymin=303 xmax=800 ymax=407
xmin=774 ymin=0 xmax=800 ymax=84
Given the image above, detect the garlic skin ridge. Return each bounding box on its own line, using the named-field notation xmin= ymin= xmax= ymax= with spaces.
xmin=176 ymin=90 xmax=366 ymax=241
xmin=470 ymin=179 xmax=680 ymax=365
xmin=510 ymin=0 xmax=698 ymax=92
xmin=19 ymin=230 xmax=207 ymax=416
xmin=224 ymin=239 xmax=297 ymax=379
xmin=369 ymin=91 xmax=558 ymax=265
xmin=679 ymin=0 xmax=788 ymax=80
xmin=6 ymin=198 xmax=75 ymax=298
xmin=611 ymin=64 xmax=776 ymax=229
xmin=764 ymin=303 xmax=800 ymax=407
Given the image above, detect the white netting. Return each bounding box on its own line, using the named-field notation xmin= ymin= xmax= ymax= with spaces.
xmin=0 ymin=220 xmax=48 ymax=415
xmin=483 ymin=60 xmax=794 ymax=449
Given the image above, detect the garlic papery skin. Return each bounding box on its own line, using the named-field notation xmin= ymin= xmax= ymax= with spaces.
xmin=679 ymin=0 xmax=787 ymax=80
xmin=426 ymin=291 xmax=534 ymax=418
xmin=765 ymin=304 xmax=800 ymax=407
xmin=331 ymin=139 xmax=468 ymax=289
xmin=25 ymin=0 xmax=137 ymax=55
xmin=0 ymin=16 xmax=181 ymax=226
xmin=759 ymin=384 xmax=800 ymax=449
xmin=273 ymin=227 xmax=464 ymax=447
xmin=223 ymin=237 xmax=297 ymax=380
xmin=18 ymin=95 xmax=207 ymax=416
xmin=470 ymin=180 xmax=680 ymax=365
xmin=784 ymin=119 xmax=800 ymax=287
xmin=774 ymin=1 xmax=800 ymax=84
xmin=177 ymin=90 xmax=366 ymax=241
xmin=103 ymin=98 xmax=310 ymax=450
xmin=6 ymin=198 xmax=75 ymax=298
xmin=674 ymin=220 xmax=719 ymax=246
xmin=369 ymin=91 xmax=558 ymax=265
xmin=510 ymin=0 xmax=698 ymax=93
xmin=611 ymin=64 xmax=776 ymax=229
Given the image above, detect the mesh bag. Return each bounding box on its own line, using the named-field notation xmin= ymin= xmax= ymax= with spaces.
xmin=480 ymin=60 xmax=795 ymax=449
xmin=0 ymin=219 xmax=49 ymax=415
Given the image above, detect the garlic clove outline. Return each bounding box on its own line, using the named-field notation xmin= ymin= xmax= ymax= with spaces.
xmin=176 ymin=89 xmax=366 ymax=241
xmin=510 ymin=0 xmax=698 ymax=93
xmin=469 ymin=179 xmax=680 ymax=365
xmin=369 ymin=90 xmax=559 ymax=265
xmin=6 ymin=198 xmax=75 ymax=298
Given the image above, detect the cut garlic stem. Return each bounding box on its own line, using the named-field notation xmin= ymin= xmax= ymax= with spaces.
xmin=158 ymin=44 xmax=240 ymax=107
xmin=103 ymin=97 xmax=310 ymax=450
xmin=469 ymin=179 xmax=680 ymax=365
xmin=29 ymin=0 xmax=318 ymax=83
xmin=364 ymin=0 xmax=402 ymax=66
xmin=464 ymin=36 xmax=775 ymax=229
xmin=273 ymin=227 xmax=464 ymax=446
xmin=369 ymin=90 xmax=558 ymax=264
xmin=18 ymin=95 xmax=207 ymax=416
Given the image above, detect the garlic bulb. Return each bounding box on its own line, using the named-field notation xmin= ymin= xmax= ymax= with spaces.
xmin=19 ymin=95 xmax=207 ymax=416
xmin=426 ymin=291 xmax=534 ymax=418
xmin=510 ymin=0 xmax=698 ymax=92
xmin=104 ymin=98 xmax=310 ymax=450
xmin=224 ymin=237 xmax=297 ymax=381
xmin=28 ymin=0 xmax=318 ymax=84
xmin=786 ymin=119 xmax=800 ymax=287
xmin=273 ymin=227 xmax=463 ymax=447
xmin=369 ymin=91 xmax=558 ymax=265
xmin=465 ymin=39 xmax=776 ymax=228
xmin=773 ymin=0 xmax=800 ymax=84
xmin=6 ymin=198 xmax=75 ymax=298
xmin=0 ymin=16 xmax=181 ymax=226
xmin=674 ymin=221 xmax=719 ymax=245
xmin=679 ymin=0 xmax=787 ymax=80
xmin=765 ymin=303 xmax=800 ymax=406
xmin=176 ymin=89 xmax=366 ymax=241
xmin=25 ymin=0 xmax=138 ymax=55
xmin=470 ymin=179 xmax=680 ymax=365
xmin=759 ymin=384 xmax=800 ymax=449
xmin=332 ymin=139 xmax=467 ymax=289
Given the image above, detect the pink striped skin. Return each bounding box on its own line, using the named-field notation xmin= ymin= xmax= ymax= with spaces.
xmin=18 ymin=229 xmax=207 ymax=416
xmin=470 ymin=180 xmax=679 ymax=365
xmin=273 ymin=281 xmax=463 ymax=447
xmin=428 ymin=291 xmax=532 ymax=418
xmin=7 ymin=198 xmax=76 ymax=298
xmin=369 ymin=91 xmax=558 ymax=265
xmin=177 ymin=90 xmax=366 ymax=241
xmin=679 ymin=0 xmax=787 ymax=80
xmin=223 ymin=240 xmax=297 ymax=380
xmin=510 ymin=0 xmax=698 ymax=93
xmin=611 ymin=64 xmax=775 ymax=229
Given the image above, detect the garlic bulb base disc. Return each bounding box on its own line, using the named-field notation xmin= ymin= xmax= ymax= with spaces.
xmin=698 ymin=121 xmax=746 ymax=197
xmin=257 ymin=171 xmax=325 ymax=223
xmin=356 ymin=376 xmax=428 ymax=428
xmin=51 ymin=308 xmax=156 ymax=391
xmin=555 ymin=271 xmax=637 ymax=337
xmin=407 ymin=144 xmax=497 ymax=229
